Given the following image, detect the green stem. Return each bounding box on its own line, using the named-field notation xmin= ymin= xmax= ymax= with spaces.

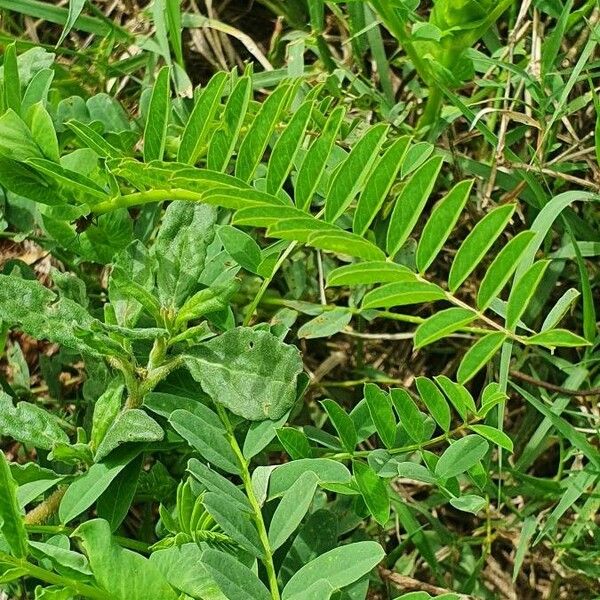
xmin=0 ymin=551 xmax=108 ymax=599
xmin=216 ymin=405 xmax=281 ymax=600
xmin=92 ymin=189 xmax=202 ymax=214
xmin=418 ymin=85 xmax=444 ymax=131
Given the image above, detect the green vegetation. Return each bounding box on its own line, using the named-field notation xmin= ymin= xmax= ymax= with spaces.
xmin=0 ymin=1 xmax=598 ymax=598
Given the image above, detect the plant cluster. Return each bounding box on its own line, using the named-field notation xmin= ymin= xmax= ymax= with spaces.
xmin=0 ymin=1 xmax=598 ymax=599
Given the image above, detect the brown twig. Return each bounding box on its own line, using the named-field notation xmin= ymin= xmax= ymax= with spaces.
xmin=510 ymin=371 xmax=600 ymax=397
xmin=380 ymin=567 xmax=473 ymax=598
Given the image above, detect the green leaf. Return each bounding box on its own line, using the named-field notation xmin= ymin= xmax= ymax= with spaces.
xmin=236 ymin=83 xmax=290 ymax=181
xmin=0 ymin=451 xmax=28 ymax=558
xmin=175 ymin=281 xmax=238 ymax=328
xmin=353 ymin=461 xmax=390 ymax=525
xmin=296 ymin=105 xmax=346 ymax=210
xmin=281 ymin=541 xmax=385 ymax=598
xmin=90 ymin=384 xmax=123 ymax=452
xmin=386 ymin=156 xmax=443 ymax=257
xmin=94 ymin=409 xmax=163 ymax=462
xmin=415 ymin=377 xmax=451 ymax=432
xmin=202 ymin=492 xmax=263 ymax=557
xmin=29 ymin=102 xmax=59 ymax=161
xmin=448 ymin=204 xmax=516 ymax=292
xmin=353 ymin=136 xmax=410 ymax=235
xmin=266 ymin=99 xmax=313 ymax=195
xmin=153 ymin=201 xmax=217 ymax=308
xmin=512 ymin=517 xmax=537 ymax=582
xmin=178 ymin=72 xmax=227 ymax=165
xmin=541 ymin=288 xmax=580 ymax=332
xmin=29 ymin=538 xmax=91 ymax=577
xmin=207 ymin=75 xmax=252 ymax=172
xmin=201 ymin=549 xmax=271 ymax=600
xmin=185 ymin=327 xmax=303 ymax=421
xmin=414 ymin=307 xmax=475 ymax=348
xmin=187 ymin=458 xmax=250 ymax=511
xmin=525 ymin=329 xmax=591 ymax=349
xmin=469 ymin=425 xmax=513 ymax=452
xmin=0 ymin=109 xmax=43 ymax=161
xmin=450 ymin=495 xmax=486 ymax=514
xmin=242 ymin=412 xmax=289 ymax=460
xmin=74 ymin=519 xmax=179 ymax=600
xmin=0 ymin=156 xmax=58 ymax=205
xmin=298 ymin=308 xmax=352 ymax=339
xmin=390 ymin=389 xmax=423 ymax=443
xmin=396 ymin=462 xmax=436 ymax=484
xmin=3 ymin=42 xmax=21 ymax=114
xmin=286 ymin=580 xmax=335 ymax=600
xmin=325 ymin=123 xmax=388 ymax=222
xmin=326 ymin=261 xmax=415 ymax=287
xmin=364 ymin=383 xmax=396 ymax=449
xmin=277 ymin=427 xmax=311 ymax=460
xmin=307 ymin=229 xmax=386 ymax=261
xmin=169 ymin=408 xmax=240 ymax=474
xmin=361 ymin=281 xmax=445 ymax=309
xmin=143 ymin=66 xmax=171 ymax=162
xmin=321 ymin=399 xmax=357 ymax=452
xmin=0 ymin=391 xmax=69 ymax=450
xmin=66 ymin=119 xmax=123 ymax=159
xmin=218 ymin=225 xmax=262 ymax=273
xmin=433 ymin=376 xmax=476 ymax=422
xmin=434 ymin=435 xmax=489 ymax=479
xmin=401 ymin=142 xmax=433 ymax=178
xmin=476 ymin=231 xmax=536 ymax=309
xmin=268 ymin=471 xmax=319 ymax=550
xmin=56 ymin=0 xmax=86 ymax=45
xmin=59 ymin=447 xmax=141 ymax=524
xmin=505 ymin=260 xmax=550 ymax=330
xmin=457 ymin=332 xmax=506 ymax=384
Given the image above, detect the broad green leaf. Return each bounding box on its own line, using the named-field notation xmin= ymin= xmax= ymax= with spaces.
xmin=175 ymin=280 xmax=239 ymax=327
xmin=74 ymin=519 xmax=179 ymax=600
xmin=433 ymin=376 xmax=476 ymax=421
xmin=434 ymin=435 xmax=489 ymax=479
xmin=94 ymin=409 xmax=163 ymax=461
xmin=153 ymin=201 xmax=217 ymax=308
xmin=56 ymin=0 xmax=86 ymax=45
xmin=307 ymin=229 xmax=386 ymax=261
xmin=90 ymin=384 xmax=123 ymax=452
xmin=27 ymin=158 xmax=108 ymax=200
xmin=3 ymin=43 xmax=21 ymax=114
xmin=286 ymin=580 xmax=335 ymax=600
xmin=326 ymin=261 xmax=414 ymax=287
xmin=266 ymin=99 xmax=313 ymax=195
xmin=150 ymin=544 xmax=226 ymax=600
xmin=0 ymin=156 xmax=58 ymax=205
xmin=267 ymin=217 xmax=337 ymax=243
xmin=201 ymin=549 xmax=271 ymax=600
xmin=143 ymin=66 xmax=171 ymax=162
xmin=236 ymin=83 xmax=290 ymax=181
xmin=281 ymin=541 xmax=385 ymax=598
xmin=525 ymin=329 xmax=591 ymax=348
xmin=66 ymin=120 xmax=123 ymax=159
xmin=364 ymin=383 xmax=396 ymax=449
xmin=541 ymin=288 xmax=580 ymax=332
xmin=185 ymin=327 xmax=303 ymax=421
xmin=476 ymin=231 xmax=536 ymax=309
xmin=233 ymin=204 xmax=309 ymax=228
xmin=29 ymin=538 xmax=91 ymax=576
xmin=401 ymin=141 xmax=433 ymax=178
xmin=386 ymin=156 xmax=443 ymax=257
xmin=448 ymin=204 xmax=516 ymax=292
xmin=0 ymin=391 xmax=69 ymax=450
xmin=361 ymin=281 xmax=445 ymax=309
xmin=178 ymin=72 xmax=227 ymax=165
xmin=505 ymin=260 xmax=550 ymax=330
xmin=298 ymin=308 xmax=352 ymax=339
xmin=457 ymin=332 xmax=506 ymax=384
xmin=59 ymin=447 xmax=141 ymax=524
xmin=268 ymin=471 xmax=319 ymax=550
xmin=169 ymin=409 xmax=240 ymax=474
xmin=450 ymin=495 xmax=486 ymax=514
xmin=218 ymin=225 xmax=262 ymax=273
xmin=22 ymin=68 xmax=54 ymax=116
xmin=202 ymin=492 xmax=263 ymax=557
xmin=353 ymin=461 xmax=389 ymax=525
xmin=415 ymin=377 xmax=451 ymax=432
xmin=416 ymin=179 xmax=473 ymax=272
xmin=187 ymin=458 xmax=250 ymax=511
xmin=325 ymin=123 xmax=388 ymax=222
xmin=414 ymin=307 xmax=475 ymax=348
xmin=0 ymin=109 xmax=43 ymax=161
xmin=353 ymin=136 xmax=410 ymax=235
xmin=296 ymin=105 xmax=346 ymax=210
xmin=29 ymin=102 xmax=59 ymax=161
xmin=396 ymin=462 xmax=436 ymax=484
xmin=469 ymin=425 xmax=513 ymax=452
xmin=0 ymin=451 xmax=28 ymax=558
xmin=242 ymin=412 xmax=289 ymax=460
xmin=267 ymin=459 xmax=351 ymax=499
xmin=277 ymin=427 xmax=311 ymax=459
xmin=390 ymin=389 xmax=423 ymax=443
xmin=321 ymin=399 xmax=357 ymax=452
xmin=207 ymin=75 xmax=252 ymax=171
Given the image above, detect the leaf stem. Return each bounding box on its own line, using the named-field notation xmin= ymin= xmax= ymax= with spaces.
xmin=216 ymin=405 xmax=281 ymax=600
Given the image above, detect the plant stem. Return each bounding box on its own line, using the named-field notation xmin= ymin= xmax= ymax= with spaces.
xmin=24 ymin=487 xmax=66 ymax=525
xmin=418 ymin=85 xmax=444 ymax=131
xmin=216 ymin=405 xmax=281 ymax=600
